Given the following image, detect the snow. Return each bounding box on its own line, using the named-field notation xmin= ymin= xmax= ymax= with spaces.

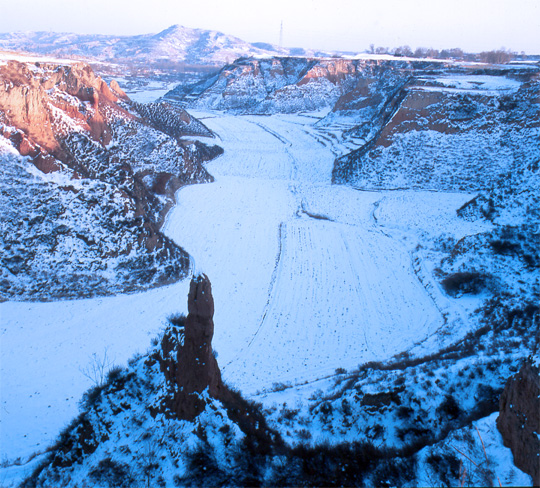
xmin=166 ymin=112 xmax=492 ymax=396
xmin=0 ymin=51 xmax=76 ymax=66
xmin=1 ymin=282 xmax=189 ymax=461
xmin=430 ymin=75 xmax=523 ymax=91
xmin=352 ymin=53 xmax=448 ymax=63
xmin=411 ymin=74 xmax=523 ymax=96
xmin=123 ymin=81 xmax=179 ymax=104
xmin=0 ymin=111 xmax=491 ymax=473
xmin=416 ymin=413 xmax=533 ymax=487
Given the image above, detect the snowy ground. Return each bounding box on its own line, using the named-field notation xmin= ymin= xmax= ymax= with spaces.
xmin=0 ymin=51 xmax=76 ymax=66
xmin=121 ymin=81 xmax=179 ymax=104
xmin=416 ymin=74 xmax=523 ymax=95
xmin=166 ymin=113 xmax=485 ymax=393
xmin=1 ymin=111 xmax=485 ymax=475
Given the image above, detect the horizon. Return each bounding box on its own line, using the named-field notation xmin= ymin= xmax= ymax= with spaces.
xmin=1 ymin=0 xmax=539 ymax=55
xmin=0 ymin=23 xmax=536 ymax=58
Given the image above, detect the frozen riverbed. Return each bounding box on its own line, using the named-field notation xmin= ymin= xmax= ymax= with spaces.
xmin=165 ymin=113 xmax=484 ymax=392
xmin=1 ymin=111 xmax=481 ymax=468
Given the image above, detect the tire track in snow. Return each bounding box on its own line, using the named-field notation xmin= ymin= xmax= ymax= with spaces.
xmin=247 ymin=222 xmax=286 ymax=349
xmin=248 ymin=120 xmax=291 ymax=146
xmin=244 ymin=118 xmax=301 ymax=182
xmin=340 ymin=229 xmax=374 ymax=358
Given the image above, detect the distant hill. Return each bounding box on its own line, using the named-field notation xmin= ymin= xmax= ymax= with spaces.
xmin=0 ymin=25 xmax=337 ymax=67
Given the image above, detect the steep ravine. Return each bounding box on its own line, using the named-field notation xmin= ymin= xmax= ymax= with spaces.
xmin=0 ymin=57 xmax=222 ymax=301
xmin=2 ymin=57 xmax=538 ymax=486
xmin=12 ymin=109 xmax=535 ymax=486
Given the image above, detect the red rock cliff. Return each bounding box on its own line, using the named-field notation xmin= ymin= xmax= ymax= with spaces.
xmin=0 ymin=60 xmax=130 ymax=168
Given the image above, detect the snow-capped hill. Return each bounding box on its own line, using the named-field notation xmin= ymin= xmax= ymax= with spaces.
xmin=0 ymin=55 xmax=222 ymax=301
xmin=151 ymin=24 xmax=195 ymax=41
xmin=0 ymin=25 xmax=289 ymax=67
xmin=149 ymin=24 xmax=284 ymax=65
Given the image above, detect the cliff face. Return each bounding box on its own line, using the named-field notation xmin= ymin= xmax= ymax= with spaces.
xmin=153 ymin=275 xmax=225 ymax=420
xmin=166 ymin=57 xmax=363 ymax=113
xmin=0 ymin=61 xmax=125 ymax=157
xmin=165 ymin=57 xmax=451 ymax=114
xmin=497 ymin=358 xmax=540 ymax=485
xmin=0 ymin=56 xmax=222 ymax=301
xmin=332 ymin=71 xmax=540 ymax=192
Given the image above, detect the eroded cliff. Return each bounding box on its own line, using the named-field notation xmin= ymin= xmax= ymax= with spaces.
xmin=0 ymin=56 xmax=222 ymax=300
xmin=152 ymin=274 xmax=225 ymax=420
xmin=497 ymin=358 xmax=540 ymax=486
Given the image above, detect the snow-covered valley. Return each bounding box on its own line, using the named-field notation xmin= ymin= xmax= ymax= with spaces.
xmin=1 ymin=109 xmax=493 ymax=476
xmin=165 ymin=113 xmax=483 ymax=393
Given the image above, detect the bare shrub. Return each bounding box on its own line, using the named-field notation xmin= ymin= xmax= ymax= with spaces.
xmin=437 ymin=394 xmax=462 ymax=421
xmin=426 ymin=452 xmax=461 ymax=486
xmin=80 ymin=347 xmax=115 ymax=387
xmin=441 ymin=271 xmax=487 ymax=296
xmin=89 ymin=457 xmax=136 ymax=487
xmin=271 ymin=381 xmax=291 ymax=392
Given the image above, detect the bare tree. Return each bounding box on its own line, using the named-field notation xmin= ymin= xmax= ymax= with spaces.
xmin=480 ymin=49 xmax=514 ymax=64
xmin=413 ymin=47 xmax=429 ymax=58
xmin=394 ymin=45 xmax=413 ymax=57
xmin=426 ymin=48 xmax=440 ymax=59
xmin=439 ymin=48 xmax=465 ymax=60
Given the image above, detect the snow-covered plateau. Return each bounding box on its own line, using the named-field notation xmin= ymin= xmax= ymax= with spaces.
xmin=1 ymin=56 xmax=538 ymax=486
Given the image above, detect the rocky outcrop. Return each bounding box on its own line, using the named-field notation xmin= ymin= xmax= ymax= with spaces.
xmin=109 ymin=79 xmax=129 ymax=100
xmin=22 ymin=275 xmax=285 ymax=487
xmin=497 ymin=358 xmax=540 ymax=486
xmin=0 ymin=60 xmax=125 ymax=155
xmin=153 ymin=275 xmax=225 ymax=420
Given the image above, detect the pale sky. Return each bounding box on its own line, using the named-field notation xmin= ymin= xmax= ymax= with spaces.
xmin=2 ymin=0 xmax=539 ymax=54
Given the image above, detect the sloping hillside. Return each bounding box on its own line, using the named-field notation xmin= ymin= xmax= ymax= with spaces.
xmin=166 ymin=57 xmax=375 ymax=113
xmin=332 ymin=71 xmax=539 ymax=192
